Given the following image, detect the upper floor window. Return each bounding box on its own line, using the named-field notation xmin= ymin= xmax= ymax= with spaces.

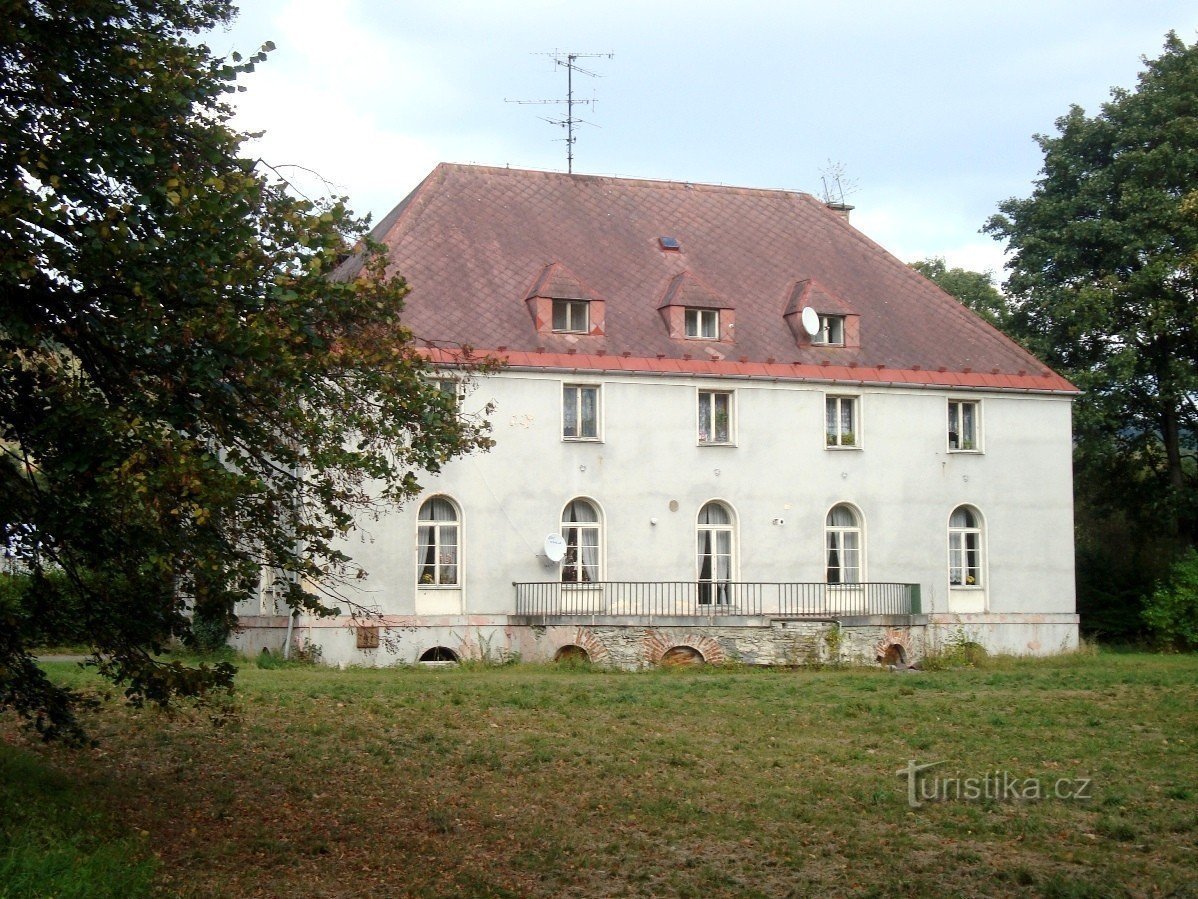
xmin=433 ymin=377 xmax=462 ymax=407
xmin=685 ymin=308 xmax=719 ymax=340
xmin=698 ymin=390 xmax=733 ymax=445
xmin=552 ymin=299 xmax=589 ymax=333
xmin=696 ymin=501 xmax=735 ymax=605
xmin=563 ymin=384 xmax=600 ymax=440
xmin=948 ymin=506 xmax=983 ymax=587
xmin=561 ymin=499 xmax=601 ymax=584
xmin=825 ymin=504 xmax=862 ymax=584
xmin=826 ymin=395 xmax=859 ymax=448
xmin=417 ymin=497 xmax=459 ymax=586
xmin=948 ymin=400 xmax=980 ymax=451
xmin=813 ymin=314 xmax=845 ymax=346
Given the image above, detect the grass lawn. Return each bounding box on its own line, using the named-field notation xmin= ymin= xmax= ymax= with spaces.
xmin=2 ymin=651 xmax=1197 ymax=898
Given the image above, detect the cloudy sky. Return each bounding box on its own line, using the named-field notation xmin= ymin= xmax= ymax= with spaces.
xmin=205 ymin=2 xmax=1197 ymax=283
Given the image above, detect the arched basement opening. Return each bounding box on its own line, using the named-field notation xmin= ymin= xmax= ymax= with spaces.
xmin=880 ymin=643 xmax=907 ymax=667
xmin=660 ymin=645 xmax=705 ymax=667
xmin=419 ymin=646 xmax=459 ymax=663
xmin=554 ymin=645 xmax=590 ymax=663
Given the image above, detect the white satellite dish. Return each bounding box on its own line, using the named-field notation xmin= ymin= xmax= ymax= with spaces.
xmin=543 ymin=534 xmax=567 ymax=563
xmin=800 ymin=306 xmax=821 ymax=337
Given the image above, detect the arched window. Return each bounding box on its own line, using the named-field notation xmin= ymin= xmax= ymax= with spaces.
xmin=949 ymin=506 xmax=983 ymax=587
xmin=562 ymin=499 xmax=601 ymax=583
xmin=417 ymin=497 xmax=459 ymax=586
xmin=696 ymin=501 xmax=734 ymax=605
xmin=826 ymin=504 xmax=862 ymax=584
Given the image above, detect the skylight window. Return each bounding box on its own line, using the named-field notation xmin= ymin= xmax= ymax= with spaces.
xmin=659 ymin=236 xmax=681 ymax=251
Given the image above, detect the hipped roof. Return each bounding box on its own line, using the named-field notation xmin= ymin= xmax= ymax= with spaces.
xmin=343 ymin=163 xmax=1075 ymax=393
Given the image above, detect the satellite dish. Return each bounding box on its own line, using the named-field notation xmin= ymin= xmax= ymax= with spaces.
xmin=800 ymin=306 xmax=821 ymax=337
xmin=543 ymin=534 xmax=567 ymax=563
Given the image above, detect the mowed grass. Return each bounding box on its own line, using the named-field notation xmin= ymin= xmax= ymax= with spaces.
xmin=2 ymin=652 xmax=1197 ymax=898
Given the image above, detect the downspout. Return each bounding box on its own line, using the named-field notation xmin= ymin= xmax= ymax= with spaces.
xmin=283 ymin=604 xmax=296 ymax=660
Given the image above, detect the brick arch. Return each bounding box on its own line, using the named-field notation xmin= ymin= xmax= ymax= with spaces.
xmin=565 ymin=627 xmax=610 ymax=665
xmin=874 ymin=628 xmax=914 ymax=665
xmin=643 ymin=629 xmax=727 ymax=666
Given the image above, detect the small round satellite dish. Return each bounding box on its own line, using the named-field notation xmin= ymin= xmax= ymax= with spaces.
xmin=800 ymin=306 xmax=820 ymax=336
xmin=543 ymin=534 xmax=567 ymax=563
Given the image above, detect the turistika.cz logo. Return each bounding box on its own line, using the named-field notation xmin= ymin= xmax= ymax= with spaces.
xmin=896 ymin=760 xmax=1093 ymax=808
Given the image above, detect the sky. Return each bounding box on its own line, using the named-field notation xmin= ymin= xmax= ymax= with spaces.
xmin=204 ymin=2 xmax=1198 ymax=283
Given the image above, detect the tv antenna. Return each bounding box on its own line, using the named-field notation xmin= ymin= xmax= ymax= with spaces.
xmin=507 ymin=50 xmax=613 ymax=174
xmin=818 ymin=159 xmax=858 ymax=206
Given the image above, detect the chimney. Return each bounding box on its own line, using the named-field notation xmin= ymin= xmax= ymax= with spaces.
xmin=825 ymin=202 xmax=854 ymax=224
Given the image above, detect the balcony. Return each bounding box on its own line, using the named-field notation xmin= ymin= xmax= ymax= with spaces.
xmin=513 ymin=581 xmax=921 ymax=623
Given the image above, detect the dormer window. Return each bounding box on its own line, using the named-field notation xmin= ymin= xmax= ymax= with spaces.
xmin=813 ymin=314 xmax=845 ymax=346
xmin=552 ymin=299 xmax=589 ymax=333
xmin=685 ymin=308 xmax=720 ymax=340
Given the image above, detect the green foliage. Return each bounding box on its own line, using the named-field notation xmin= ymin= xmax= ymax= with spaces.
xmin=984 ymin=32 xmax=1198 ymax=638
xmin=985 ymin=32 xmax=1198 ymax=543
xmin=1142 ymin=548 xmax=1198 ymax=650
xmin=909 ymin=257 xmax=1010 ymax=328
xmin=921 ymin=630 xmax=988 ymax=670
xmin=0 ymin=745 xmax=156 ymax=897
xmin=0 ymin=1 xmax=494 ymax=741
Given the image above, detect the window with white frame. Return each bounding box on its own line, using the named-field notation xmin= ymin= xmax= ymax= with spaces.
xmin=948 ymin=400 xmax=980 ymax=451
xmin=813 ymin=314 xmax=845 ymax=346
xmin=825 ymin=504 xmax=862 ymax=584
xmin=561 ymin=499 xmax=601 ymax=584
xmin=696 ymin=501 xmax=734 ymax=604
xmin=684 ymin=307 xmax=719 ymax=339
xmin=826 ymin=395 xmax=859 ymax=447
xmin=562 ymin=384 xmax=600 ymax=440
xmin=417 ymin=497 xmax=459 ymax=586
xmin=697 ymin=390 xmax=733 ymax=445
xmin=552 ymin=299 xmax=589 ymax=333
xmin=948 ymin=506 xmax=983 ymax=587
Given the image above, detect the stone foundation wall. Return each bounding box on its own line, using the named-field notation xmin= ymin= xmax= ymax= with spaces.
xmin=233 ymin=615 xmax=928 ymax=669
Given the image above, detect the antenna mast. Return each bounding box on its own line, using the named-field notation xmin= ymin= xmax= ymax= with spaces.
xmin=507 ymin=50 xmax=613 ymax=173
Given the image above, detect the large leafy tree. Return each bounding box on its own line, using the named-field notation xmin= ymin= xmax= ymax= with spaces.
xmin=986 ymin=32 xmax=1198 ymax=543
xmin=1 ymin=0 xmax=492 ymax=741
xmin=986 ymin=32 xmax=1198 ymax=639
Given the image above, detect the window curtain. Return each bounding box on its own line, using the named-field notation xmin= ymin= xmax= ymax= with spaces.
xmin=697 ymin=503 xmax=732 ymax=604
xmin=826 ymin=506 xmax=860 ymax=584
xmin=418 ymin=498 xmax=457 ymax=585
xmin=949 ymin=507 xmax=980 ymax=586
xmin=563 ymin=500 xmax=599 ymax=583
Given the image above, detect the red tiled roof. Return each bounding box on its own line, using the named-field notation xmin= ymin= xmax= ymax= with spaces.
xmin=353 ymin=164 xmax=1077 ymax=394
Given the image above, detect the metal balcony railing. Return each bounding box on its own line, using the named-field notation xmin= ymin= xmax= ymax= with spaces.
xmin=512 ymin=581 xmax=921 ymax=619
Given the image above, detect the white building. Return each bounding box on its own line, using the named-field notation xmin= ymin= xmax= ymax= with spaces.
xmin=234 ymin=164 xmax=1079 ymax=667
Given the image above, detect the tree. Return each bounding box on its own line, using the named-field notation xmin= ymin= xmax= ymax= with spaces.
xmin=985 ymin=32 xmax=1198 ymax=638
xmin=1 ymin=0 xmax=493 ymax=742
xmin=909 ymin=257 xmax=1009 ymax=327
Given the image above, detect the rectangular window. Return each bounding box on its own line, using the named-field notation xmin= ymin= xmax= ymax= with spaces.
xmin=826 ymin=395 xmax=858 ymax=447
xmin=949 ymin=532 xmax=982 ymax=586
xmin=433 ymin=377 xmax=461 ymax=407
xmin=563 ymin=384 xmax=600 ymax=440
xmin=698 ymin=390 xmax=733 ymax=444
xmin=684 ymin=308 xmax=719 ymax=339
xmin=552 ymin=299 xmax=589 ymax=333
xmin=948 ymin=400 xmax=980 ymax=451
xmin=813 ymin=314 xmax=845 ymax=346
